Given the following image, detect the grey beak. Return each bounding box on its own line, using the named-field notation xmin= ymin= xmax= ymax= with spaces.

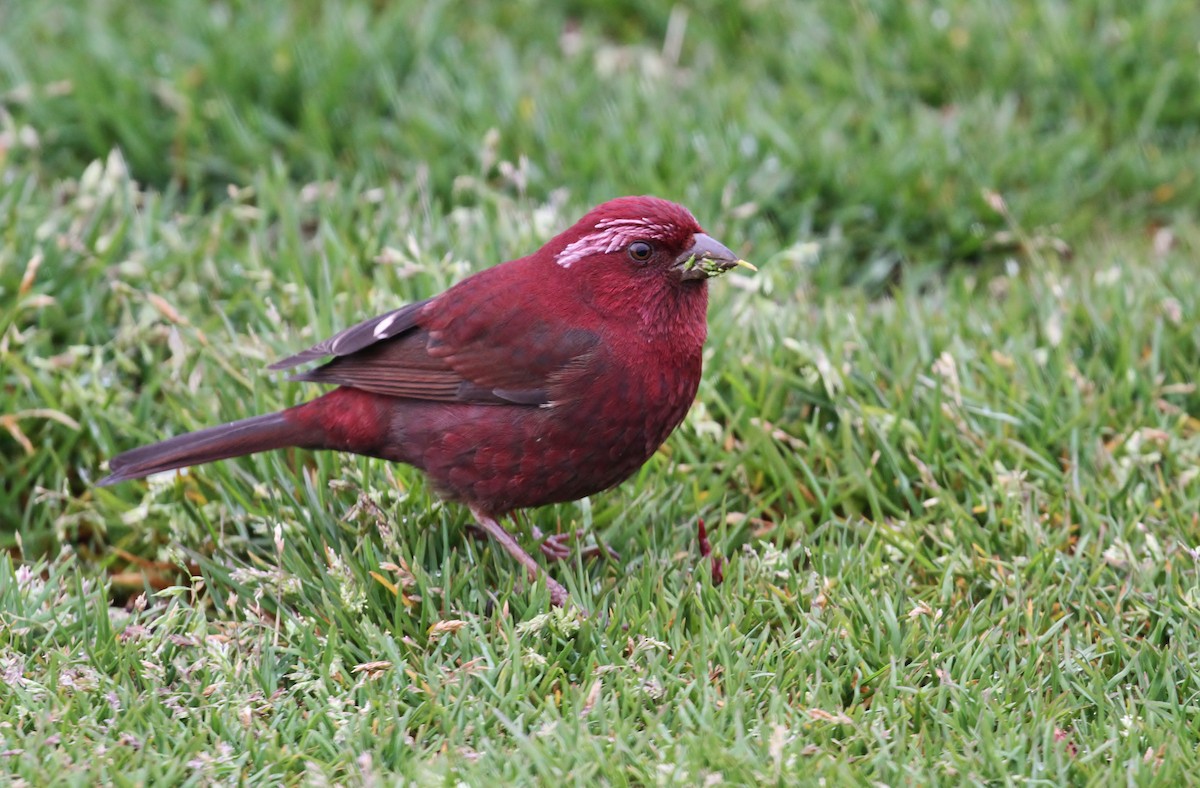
xmin=675 ymin=233 xmax=755 ymax=281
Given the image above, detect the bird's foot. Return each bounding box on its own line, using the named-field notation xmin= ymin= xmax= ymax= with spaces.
xmin=470 ymin=507 xmax=571 ymax=607
xmin=463 ymin=523 xmax=489 ymax=542
xmin=533 ymin=526 xmax=620 ymax=563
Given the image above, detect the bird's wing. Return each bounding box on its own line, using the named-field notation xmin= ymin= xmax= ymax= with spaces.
xmin=268 ymin=298 xmax=433 ymax=370
xmin=267 ymin=270 xmax=600 ymax=406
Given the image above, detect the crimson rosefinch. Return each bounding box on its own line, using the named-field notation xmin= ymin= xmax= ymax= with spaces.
xmin=101 ymin=196 xmax=753 ymax=606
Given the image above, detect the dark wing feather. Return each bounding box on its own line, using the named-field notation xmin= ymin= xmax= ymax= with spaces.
xmin=269 ymin=266 xmax=602 ymax=406
xmin=267 ymin=298 xmax=432 ymax=371
xmin=418 ymin=267 xmax=601 ymax=404
xmin=288 ymin=328 xmax=515 ymax=404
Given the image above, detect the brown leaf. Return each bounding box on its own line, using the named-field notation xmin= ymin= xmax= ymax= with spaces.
xmin=579 ymin=679 xmax=603 ymax=718
xmin=428 ymin=619 xmax=467 ymax=640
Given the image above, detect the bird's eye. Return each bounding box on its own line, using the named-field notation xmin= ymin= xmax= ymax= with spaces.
xmin=627 ymin=241 xmax=653 ymax=262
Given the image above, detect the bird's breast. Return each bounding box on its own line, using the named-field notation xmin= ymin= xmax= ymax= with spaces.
xmin=395 ymin=347 xmax=704 ymax=514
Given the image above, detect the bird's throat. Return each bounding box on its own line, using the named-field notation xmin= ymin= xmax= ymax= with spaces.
xmin=636 ymin=281 xmax=710 ymax=354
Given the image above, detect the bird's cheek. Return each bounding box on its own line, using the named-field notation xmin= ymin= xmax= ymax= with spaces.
xmin=567 ymin=276 xmax=598 ymax=306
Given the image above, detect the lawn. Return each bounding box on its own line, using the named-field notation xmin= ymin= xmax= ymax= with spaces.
xmin=2 ymin=0 xmax=1199 ymax=783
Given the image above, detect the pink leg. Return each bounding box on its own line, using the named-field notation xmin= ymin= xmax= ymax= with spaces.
xmin=470 ymin=506 xmax=568 ymax=606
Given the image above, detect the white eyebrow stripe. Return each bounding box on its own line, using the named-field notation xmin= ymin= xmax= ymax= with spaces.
xmin=555 ymin=217 xmax=673 ymax=268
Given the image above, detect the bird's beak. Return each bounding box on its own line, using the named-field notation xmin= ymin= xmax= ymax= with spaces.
xmin=675 ymin=233 xmax=756 ymax=281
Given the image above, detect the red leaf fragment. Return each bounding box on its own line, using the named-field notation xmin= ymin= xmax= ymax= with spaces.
xmin=697 ymin=517 xmax=725 ymax=585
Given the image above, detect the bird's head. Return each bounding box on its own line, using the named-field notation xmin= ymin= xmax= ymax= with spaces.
xmin=549 ymin=196 xmax=753 ymax=291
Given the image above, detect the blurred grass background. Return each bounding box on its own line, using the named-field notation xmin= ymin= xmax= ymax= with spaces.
xmin=2 ymin=0 xmax=1200 ymax=783
xmin=4 ymin=0 xmax=1198 ymax=285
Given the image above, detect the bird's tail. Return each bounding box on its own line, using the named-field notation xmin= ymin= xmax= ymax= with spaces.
xmin=97 ymin=410 xmax=321 ymax=486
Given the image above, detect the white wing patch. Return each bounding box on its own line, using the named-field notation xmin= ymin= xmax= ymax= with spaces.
xmin=372 ymin=313 xmax=398 ymax=338
xmin=555 ymin=217 xmax=673 ymax=269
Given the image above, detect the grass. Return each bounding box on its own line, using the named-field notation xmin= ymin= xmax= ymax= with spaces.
xmin=2 ymin=0 xmax=1200 ymax=783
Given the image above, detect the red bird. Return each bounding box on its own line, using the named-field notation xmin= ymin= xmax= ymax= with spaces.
xmin=100 ymin=196 xmax=752 ymax=606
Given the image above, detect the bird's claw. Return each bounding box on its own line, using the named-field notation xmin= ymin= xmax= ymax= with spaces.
xmin=547 ymin=578 xmax=569 ymax=607
xmin=535 ymin=528 xmax=620 ymax=563
xmin=538 ymin=529 xmax=575 ymax=560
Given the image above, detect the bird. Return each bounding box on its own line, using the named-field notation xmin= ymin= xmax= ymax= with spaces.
xmin=99 ymin=196 xmax=754 ymax=607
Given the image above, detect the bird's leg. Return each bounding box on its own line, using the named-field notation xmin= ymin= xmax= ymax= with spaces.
xmin=469 ymin=506 xmax=568 ymax=606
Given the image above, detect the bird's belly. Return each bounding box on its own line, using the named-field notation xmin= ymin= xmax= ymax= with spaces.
xmin=391 ymin=377 xmax=697 ymax=513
